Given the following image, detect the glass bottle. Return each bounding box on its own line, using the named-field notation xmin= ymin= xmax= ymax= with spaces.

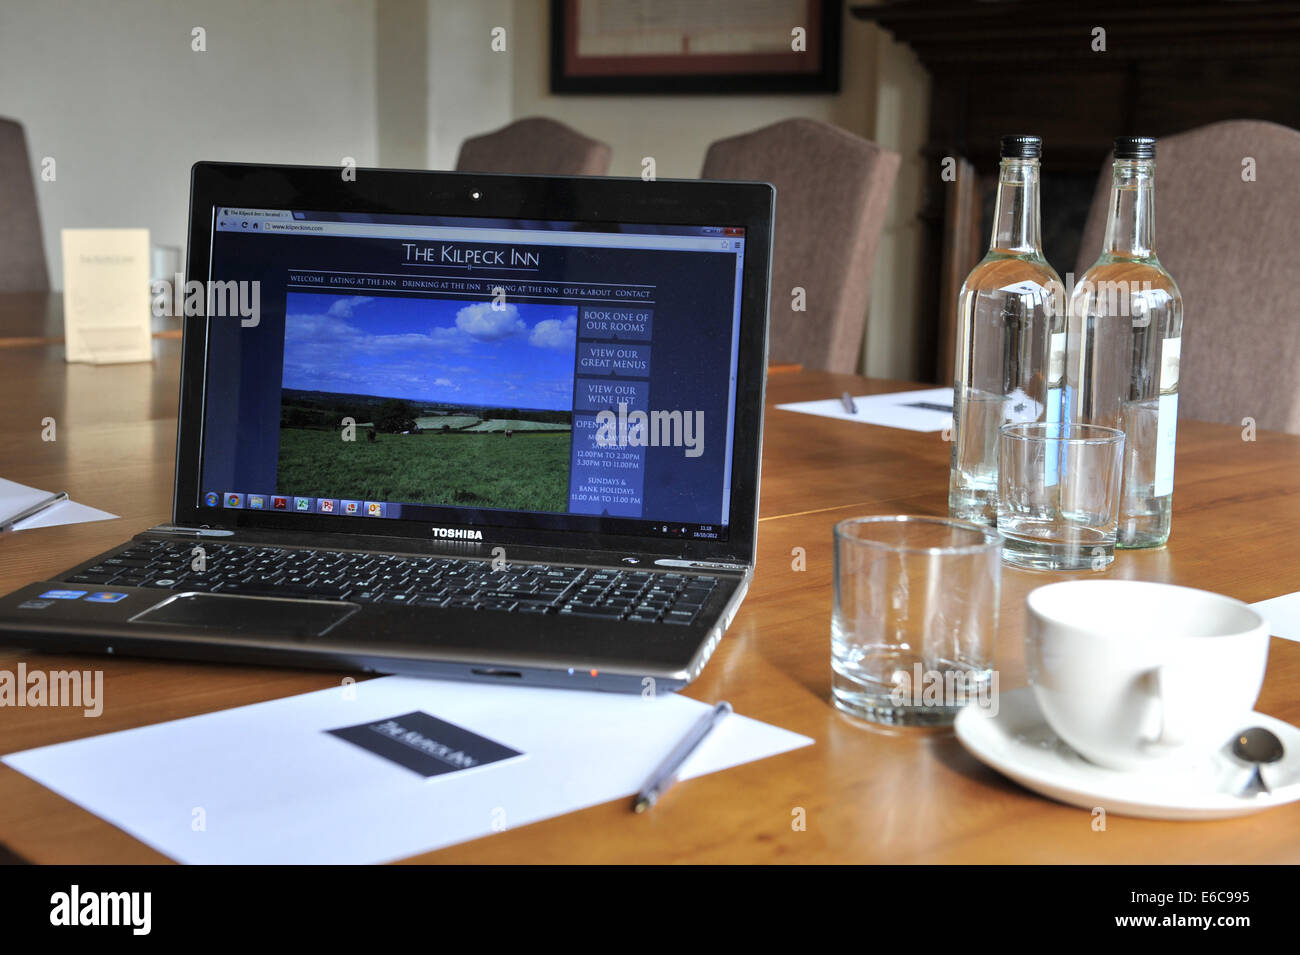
xmin=1065 ymin=136 xmax=1182 ymax=548
xmin=949 ymin=135 xmax=1064 ymax=526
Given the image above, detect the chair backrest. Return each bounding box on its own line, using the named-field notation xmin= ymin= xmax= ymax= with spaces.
xmin=0 ymin=118 xmax=50 ymax=292
xmin=1075 ymin=119 xmax=1300 ymax=434
xmin=702 ymin=118 xmax=899 ymax=374
xmin=455 ymin=117 xmax=612 ymax=177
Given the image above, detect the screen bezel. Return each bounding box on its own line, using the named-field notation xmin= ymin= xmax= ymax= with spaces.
xmin=175 ymin=162 xmax=773 ymax=563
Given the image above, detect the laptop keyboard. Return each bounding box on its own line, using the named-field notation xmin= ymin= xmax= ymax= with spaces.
xmin=65 ymin=540 xmax=720 ymax=625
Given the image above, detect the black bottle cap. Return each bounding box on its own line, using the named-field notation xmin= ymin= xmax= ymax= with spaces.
xmin=1115 ymin=136 xmax=1156 ymax=160
xmin=1000 ymin=135 xmax=1042 ymax=159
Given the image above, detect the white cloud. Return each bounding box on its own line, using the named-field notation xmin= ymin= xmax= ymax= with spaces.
xmin=455 ymin=302 xmax=524 ymax=341
xmin=427 ymin=325 xmax=469 ymax=351
xmin=529 ymin=314 xmax=577 ymax=349
xmin=282 ymin=295 xmax=576 ymax=409
xmin=327 ymin=296 xmax=374 ymax=318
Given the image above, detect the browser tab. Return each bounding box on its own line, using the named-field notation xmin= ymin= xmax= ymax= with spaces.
xmin=215 ymin=208 xmax=294 ymax=232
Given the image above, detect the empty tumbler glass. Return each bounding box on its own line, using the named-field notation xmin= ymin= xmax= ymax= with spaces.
xmin=997 ymin=422 xmax=1125 ymax=571
xmin=832 ymin=515 xmax=1001 ymax=726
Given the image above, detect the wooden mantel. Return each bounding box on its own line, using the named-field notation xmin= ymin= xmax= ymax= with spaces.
xmin=852 ymin=1 xmax=1300 ymax=61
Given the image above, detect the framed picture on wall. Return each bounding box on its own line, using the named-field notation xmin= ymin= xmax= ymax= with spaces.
xmin=550 ymin=0 xmax=843 ymax=94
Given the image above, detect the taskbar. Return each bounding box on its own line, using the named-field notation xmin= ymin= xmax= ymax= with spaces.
xmin=202 ymin=491 xmax=725 ymax=540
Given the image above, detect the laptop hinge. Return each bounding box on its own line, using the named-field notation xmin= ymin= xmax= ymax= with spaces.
xmin=146 ymin=524 xmax=236 ymax=538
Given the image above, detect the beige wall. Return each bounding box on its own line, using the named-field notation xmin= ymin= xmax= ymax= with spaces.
xmin=427 ymin=0 xmax=514 ymax=170
xmin=377 ymin=0 xmax=429 ymax=170
xmin=863 ymin=25 xmax=931 ymax=381
xmin=376 ymin=0 xmax=515 ymax=172
xmin=0 ymin=0 xmax=378 ymax=287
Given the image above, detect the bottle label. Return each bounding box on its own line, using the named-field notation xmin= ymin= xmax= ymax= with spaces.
xmin=1048 ymin=332 xmax=1066 ymax=385
xmin=1154 ymin=392 xmax=1178 ymax=498
xmin=1160 ymin=338 xmax=1181 ymax=391
xmin=1045 ymin=385 xmax=1062 ymax=486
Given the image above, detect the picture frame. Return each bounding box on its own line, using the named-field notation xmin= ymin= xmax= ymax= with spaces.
xmin=550 ymin=0 xmax=843 ymax=94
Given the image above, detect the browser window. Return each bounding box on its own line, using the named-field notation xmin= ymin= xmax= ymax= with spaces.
xmin=198 ymin=208 xmax=746 ymax=542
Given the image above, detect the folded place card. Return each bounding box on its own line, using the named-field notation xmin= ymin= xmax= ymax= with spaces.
xmin=61 ymin=228 xmax=152 ymax=365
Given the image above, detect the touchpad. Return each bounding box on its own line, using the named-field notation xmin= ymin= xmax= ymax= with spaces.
xmin=133 ymin=594 xmax=357 ymax=637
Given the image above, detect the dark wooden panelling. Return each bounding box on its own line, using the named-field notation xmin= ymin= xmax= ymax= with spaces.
xmin=854 ymin=0 xmax=1300 ymax=380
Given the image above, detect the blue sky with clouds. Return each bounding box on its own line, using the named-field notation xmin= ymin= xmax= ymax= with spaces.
xmin=281 ymin=293 xmax=578 ymax=411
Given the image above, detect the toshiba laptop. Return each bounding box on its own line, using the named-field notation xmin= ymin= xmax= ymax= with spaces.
xmin=0 ymin=162 xmax=773 ymax=691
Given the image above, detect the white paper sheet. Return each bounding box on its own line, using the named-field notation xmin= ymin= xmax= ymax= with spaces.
xmin=1252 ymin=592 xmax=1300 ymax=644
xmin=2 ymin=676 xmax=813 ymax=864
xmin=0 ymin=478 xmax=118 ymax=531
xmin=776 ymin=387 xmax=954 ymax=432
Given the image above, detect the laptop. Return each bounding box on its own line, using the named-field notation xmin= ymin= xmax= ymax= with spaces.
xmin=0 ymin=162 xmax=774 ymax=692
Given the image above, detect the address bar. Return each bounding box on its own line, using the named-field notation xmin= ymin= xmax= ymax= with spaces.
xmin=252 ymin=219 xmax=735 ymax=252
xmin=261 ymin=221 xmax=326 ymax=233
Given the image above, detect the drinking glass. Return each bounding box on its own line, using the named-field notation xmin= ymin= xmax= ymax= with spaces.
xmin=150 ymin=245 xmax=181 ymax=284
xmin=832 ymin=515 xmax=1001 ymax=726
xmin=997 ymin=422 xmax=1125 ymax=571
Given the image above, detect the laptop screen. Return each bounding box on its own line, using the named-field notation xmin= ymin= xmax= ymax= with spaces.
xmin=196 ymin=207 xmax=747 ymax=543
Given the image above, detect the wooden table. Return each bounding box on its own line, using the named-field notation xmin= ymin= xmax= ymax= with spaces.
xmin=1 ymin=301 xmax=1297 ymax=863
xmin=0 ymin=292 xmax=182 ymax=349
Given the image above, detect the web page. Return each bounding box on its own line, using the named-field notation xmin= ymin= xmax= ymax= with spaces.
xmin=198 ymin=207 xmax=746 ymax=541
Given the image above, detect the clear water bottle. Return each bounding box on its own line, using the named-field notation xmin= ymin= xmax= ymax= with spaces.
xmin=1065 ymin=136 xmax=1182 ymax=548
xmin=950 ymin=135 xmax=1064 ymax=526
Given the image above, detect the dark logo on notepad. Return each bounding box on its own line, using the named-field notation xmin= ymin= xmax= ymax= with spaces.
xmin=327 ymin=711 xmax=521 ymax=778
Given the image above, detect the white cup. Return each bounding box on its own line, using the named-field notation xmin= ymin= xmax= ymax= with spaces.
xmin=1025 ymin=580 xmax=1270 ymax=771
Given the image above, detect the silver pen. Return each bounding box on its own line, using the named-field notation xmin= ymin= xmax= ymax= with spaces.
xmin=633 ymin=700 xmax=732 ymax=813
xmin=0 ymin=491 xmax=69 ymax=533
xmin=840 ymin=391 xmax=857 ymax=414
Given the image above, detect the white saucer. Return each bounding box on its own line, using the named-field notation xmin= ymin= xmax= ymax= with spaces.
xmin=954 ymin=687 xmax=1300 ymax=820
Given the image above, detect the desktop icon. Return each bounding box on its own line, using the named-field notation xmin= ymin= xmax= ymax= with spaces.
xmin=248 ymin=494 xmax=266 ymax=509
xmin=295 ymin=497 xmax=311 ymax=511
xmin=204 ymin=491 xmax=219 ymax=507
xmin=272 ymin=496 xmax=289 ymax=510
xmin=343 ymin=500 xmax=360 ymax=515
xmin=318 ymin=499 xmax=336 ymax=513
xmin=225 ymin=493 xmax=243 ymax=509
xmin=366 ymin=502 xmax=384 ymax=517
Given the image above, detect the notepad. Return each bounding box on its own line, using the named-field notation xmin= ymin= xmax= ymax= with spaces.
xmin=776 ymin=387 xmax=954 ymax=432
xmin=1252 ymin=592 xmax=1300 ymax=644
xmin=3 ymin=676 xmax=813 ymax=864
xmin=0 ymin=478 xmax=118 ymax=531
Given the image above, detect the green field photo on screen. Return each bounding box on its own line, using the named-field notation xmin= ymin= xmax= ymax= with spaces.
xmin=277 ymin=419 xmax=571 ymax=512
xmin=277 ymin=292 xmax=580 ymax=513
